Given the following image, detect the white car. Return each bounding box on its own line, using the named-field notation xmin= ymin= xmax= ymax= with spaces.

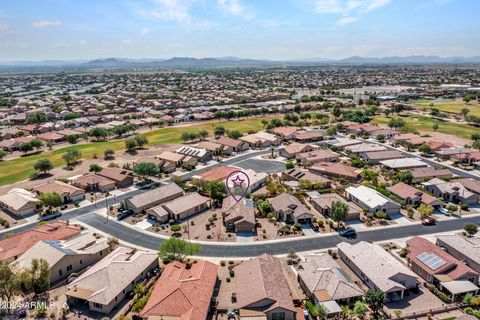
xmin=439 ymin=207 xmax=450 ymax=216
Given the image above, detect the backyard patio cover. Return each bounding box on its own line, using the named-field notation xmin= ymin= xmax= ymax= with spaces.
xmin=441 ymin=280 xmax=479 ymax=295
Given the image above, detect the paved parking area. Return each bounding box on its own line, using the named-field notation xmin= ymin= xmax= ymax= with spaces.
xmin=235 ymin=159 xmax=285 ymax=173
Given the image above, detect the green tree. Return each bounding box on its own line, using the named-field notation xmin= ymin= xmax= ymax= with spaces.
xmin=89 ymin=163 xmax=103 ymax=173
xmin=472 ymin=141 xmax=480 ymax=150
xmin=326 ymin=126 xmax=337 ymax=137
xmin=134 ymin=135 xmax=148 ymax=148
xmin=158 ymin=237 xmax=202 ymax=262
xmin=199 ymin=130 xmax=209 ymax=140
xmin=331 ymin=200 xmax=349 ymax=228
xmin=388 ymin=118 xmax=406 ymax=129
xmin=30 ymin=138 xmax=44 ymax=151
xmin=418 ymin=203 xmax=434 ymax=217
xmin=285 ymin=161 xmax=295 ymax=169
xmin=133 ymin=162 xmax=160 ymax=181
xmin=376 ymin=134 xmax=385 ymax=142
xmin=0 ymin=262 xmax=21 ymax=307
xmin=392 ymin=170 xmax=413 ymax=185
xmin=206 ymin=180 xmax=227 ymax=201
xmin=214 ymin=126 xmax=225 ymax=137
xmin=181 ymin=132 xmax=191 ymax=143
xmin=352 ymin=300 xmax=368 ymax=317
xmin=30 ymin=258 xmax=50 ymax=293
xmin=125 ymin=138 xmax=138 ymax=151
xmin=0 ymin=150 xmax=7 ymax=160
xmin=432 ymin=123 xmax=439 ymax=132
xmin=228 ymin=130 xmax=243 ymax=139
xmin=33 ymin=159 xmax=54 ymax=174
xmin=361 ymin=168 xmax=378 ymax=185
xmin=465 ymin=223 xmax=478 ymax=236
xmin=315 ymin=303 xmax=328 ymax=319
xmin=20 ymin=142 xmax=33 ymax=154
xmin=364 ymin=288 xmax=385 ymax=316
xmin=418 ymin=143 xmax=432 ymax=155
xmin=39 ymin=192 xmax=62 ymax=210
xmin=66 ymin=134 xmax=78 ymax=144
xmin=62 ymin=149 xmax=81 ymax=167
xmin=461 ymin=108 xmax=470 ymax=118
xmin=89 ymin=127 xmax=109 ymax=141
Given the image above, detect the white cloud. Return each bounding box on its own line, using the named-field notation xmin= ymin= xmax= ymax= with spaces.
xmin=337 ymin=16 xmax=358 ymax=25
xmin=79 ymin=40 xmax=87 ymax=46
xmin=140 ymin=27 xmax=150 ymax=35
xmin=139 ymin=0 xmax=197 ymax=23
xmin=314 ymin=0 xmax=391 ymax=14
xmin=32 ymin=20 xmax=62 ymax=28
xmin=217 ymin=0 xmax=254 ymax=19
xmin=260 ymin=19 xmax=281 ymax=28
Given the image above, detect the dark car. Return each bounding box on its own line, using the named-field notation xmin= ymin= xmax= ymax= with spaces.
xmin=339 ymin=227 xmax=357 ymax=238
xmin=422 ymin=217 xmax=436 ymax=226
xmin=311 ymin=222 xmax=320 ymax=232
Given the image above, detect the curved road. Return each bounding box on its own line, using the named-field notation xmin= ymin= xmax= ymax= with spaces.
xmin=77 ymin=212 xmax=480 ymax=257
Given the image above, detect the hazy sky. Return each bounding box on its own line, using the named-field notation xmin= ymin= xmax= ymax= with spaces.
xmin=0 ymin=0 xmax=479 ymax=61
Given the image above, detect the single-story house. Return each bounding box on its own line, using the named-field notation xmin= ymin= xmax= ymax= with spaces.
xmin=175 ymin=146 xmax=211 ymax=162
xmin=282 ymin=168 xmax=331 ymax=189
xmin=16 ymin=233 xmax=110 ymax=284
xmin=0 ymin=221 xmax=81 ymax=263
xmin=0 ymin=188 xmax=41 ymax=216
xmin=222 ymin=197 xmax=256 ymax=233
xmin=125 ymin=183 xmax=184 ymax=214
xmin=296 ymin=148 xmax=339 ymax=165
xmin=361 ymin=150 xmax=404 ymax=164
xmin=34 ymin=180 xmax=85 ymax=204
xmin=162 ymin=192 xmax=210 ymax=221
xmin=337 ymin=241 xmax=418 ymax=302
xmin=96 ymin=168 xmax=134 ymax=188
xmin=72 ymin=173 xmax=117 ymax=192
xmin=215 ymin=136 xmax=249 ymax=152
xmin=235 ymin=254 xmax=297 ymax=320
xmin=436 ymin=235 xmax=480 ymax=274
xmin=345 ymin=185 xmax=401 ymax=216
xmin=422 ymin=178 xmax=479 ymax=205
xmin=279 ymin=142 xmax=318 ymax=159
xmin=380 ymin=158 xmax=429 ymax=171
xmin=297 ymin=254 xmax=363 ymax=316
xmin=66 ymin=247 xmax=159 ymax=314
xmin=407 ymin=236 xmax=479 ymax=300
xmin=411 ymin=167 xmax=453 ymax=182
xmin=268 ymin=193 xmax=314 ymax=224
xmin=140 ymin=260 xmax=218 ymax=320
xmin=388 ymin=182 xmax=442 ymax=207
xmin=310 ymin=193 xmax=361 ymax=220
xmin=309 ymin=162 xmax=361 ymax=181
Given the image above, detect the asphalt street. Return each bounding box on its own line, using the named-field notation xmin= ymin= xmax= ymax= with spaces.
xmin=77 ymin=211 xmax=480 ymax=257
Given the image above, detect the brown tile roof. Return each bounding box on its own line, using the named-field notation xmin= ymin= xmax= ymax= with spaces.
xmin=162 ymin=192 xmax=209 ymax=215
xmin=97 ymin=167 xmax=132 ymax=183
xmin=140 ymin=260 xmax=218 ymax=320
xmin=34 ymin=180 xmax=84 ymax=197
xmin=236 ymin=254 xmax=296 ymax=313
xmin=156 ymin=151 xmax=185 ymax=163
xmin=388 ymin=182 xmax=440 ymax=206
xmin=215 ymin=136 xmax=245 ymax=148
xmin=0 ymin=221 xmax=81 ymax=262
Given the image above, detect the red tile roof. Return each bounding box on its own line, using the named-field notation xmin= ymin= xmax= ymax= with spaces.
xmin=140 ymin=260 xmax=218 ymax=320
xmin=407 ymin=237 xmax=478 ymax=280
xmin=0 ymin=221 xmax=81 ymax=262
xmin=196 ymin=166 xmax=237 ymax=182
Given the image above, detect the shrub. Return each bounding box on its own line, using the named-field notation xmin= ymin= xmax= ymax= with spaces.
xmin=220 ymin=261 xmax=226 ymax=267
xmin=428 ymin=285 xmax=451 ymax=303
xmin=170 ymin=224 xmax=181 ymax=232
xmin=461 ymin=203 xmax=469 ymax=210
xmin=229 ymin=269 xmax=235 ymax=277
xmin=226 ymin=277 xmax=231 ymax=283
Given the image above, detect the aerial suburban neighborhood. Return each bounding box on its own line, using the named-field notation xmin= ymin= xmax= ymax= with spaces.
xmin=1 ymin=1 xmax=480 ymax=320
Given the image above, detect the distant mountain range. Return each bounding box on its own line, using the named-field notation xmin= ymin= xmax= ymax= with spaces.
xmin=2 ymin=55 xmax=480 ymax=71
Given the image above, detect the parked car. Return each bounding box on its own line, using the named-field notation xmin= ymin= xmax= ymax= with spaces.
xmin=422 ymin=217 xmax=437 ymax=226
xmin=339 ymin=227 xmax=357 ymax=238
xmin=438 ymin=207 xmax=450 ymax=216
xmin=117 ymin=209 xmax=133 ymax=220
xmin=311 ymin=222 xmax=320 ymax=232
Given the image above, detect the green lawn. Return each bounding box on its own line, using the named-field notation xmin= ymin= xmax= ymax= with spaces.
xmin=371 ymin=115 xmax=477 ymax=140
xmin=0 ymin=117 xmax=271 ymax=186
xmin=412 ymin=99 xmax=480 ymax=117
